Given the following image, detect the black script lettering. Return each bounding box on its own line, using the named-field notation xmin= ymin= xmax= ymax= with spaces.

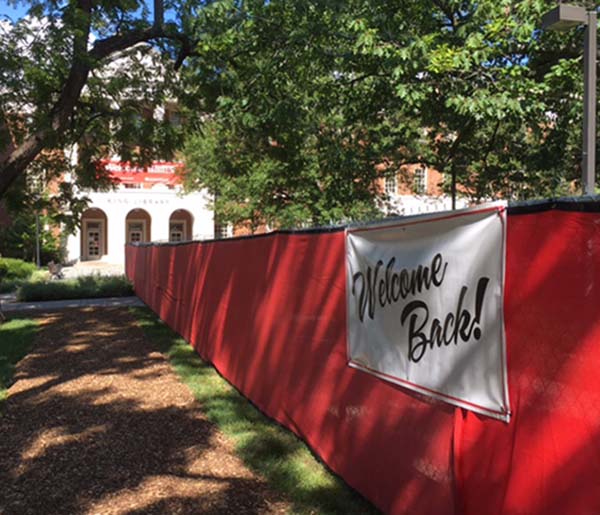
xmin=456 ymin=286 xmax=472 ymax=342
xmin=401 ymin=277 xmax=490 ymax=363
xmin=385 ymin=258 xmax=395 ymax=304
xmin=352 ymin=272 xmax=366 ymax=321
xmin=352 ymin=260 xmax=383 ymax=322
xmin=400 ymin=269 xmax=411 ymax=297
xmin=443 ymin=313 xmax=455 ymax=344
xmin=472 ymin=277 xmax=488 ymax=340
xmin=351 ymin=253 xmax=449 ymax=322
xmin=391 ymin=268 xmax=401 ymax=302
xmin=378 ymin=276 xmax=387 ymax=307
xmin=431 ymin=253 xmax=448 ymax=287
xmin=400 ymin=300 xmax=429 ymax=363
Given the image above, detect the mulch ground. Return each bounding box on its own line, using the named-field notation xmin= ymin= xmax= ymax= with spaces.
xmin=0 ymin=307 xmax=289 ymax=515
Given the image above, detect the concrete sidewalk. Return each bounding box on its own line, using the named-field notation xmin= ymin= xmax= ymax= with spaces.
xmin=1 ymin=296 xmax=144 ymax=313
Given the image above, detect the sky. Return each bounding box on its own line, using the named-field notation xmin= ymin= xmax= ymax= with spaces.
xmin=0 ymin=1 xmax=163 ymax=23
xmin=0 ymin=1 xmax=29 ymax=22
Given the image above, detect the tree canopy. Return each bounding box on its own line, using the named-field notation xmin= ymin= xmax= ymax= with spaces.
xmin=0 ymin=0 xmax=593 ymax=232
xmin=0 ymin=0 xmax=196 ymax=207
xmin=180 ymin=0 xmax=592 ymax=229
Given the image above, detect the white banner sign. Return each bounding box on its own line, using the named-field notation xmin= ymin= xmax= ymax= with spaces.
xmin=346 ymin=204 xmax=510 ymax=421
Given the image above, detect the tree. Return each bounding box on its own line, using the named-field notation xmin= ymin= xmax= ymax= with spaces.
xmin=0 ymin=204 xmax=63 ymax=264
xmin=181 ymin=0 xmax=426 ymax=229
xmin=337 ymin=0 xmax=592 ymax=202
xmin=388 ymin=0 xmax=587 ymax=203
xmin=181 ymin=0 xmax=591 ymax=229
xmin=0 ymin=0 xmax=197 ymax=202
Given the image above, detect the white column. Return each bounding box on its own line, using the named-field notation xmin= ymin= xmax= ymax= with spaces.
xmin=65 ymin=226 xmax=81 ymax=263
xmin=189 ymin=190 xmax=214 ymax=240
xmin=151 ymin=205 xmax=171 ymax=242
xmin=107 ymin=209 xmax=127 ymax=264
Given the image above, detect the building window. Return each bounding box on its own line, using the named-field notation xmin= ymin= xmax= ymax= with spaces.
xmin=127 ymin=222 xmax=145 ymax=243
xmin=414 ymin=167 xmax=427 ymax=194
xmin=385 ymin=174 xmax=397 ymax=195
xmin=169 ymin=221 xmax=185 ymax=242
xmin=214 ymin=223 xmax=230 ymax=239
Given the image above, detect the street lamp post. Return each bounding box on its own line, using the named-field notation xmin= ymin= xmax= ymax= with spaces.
xmin=542 ymin=3 xmax=597 ymax=196
xmin=35 ymin=212 xmax=41 ymax=268
xmin=27 ymin=173 xmax=43 ymax=268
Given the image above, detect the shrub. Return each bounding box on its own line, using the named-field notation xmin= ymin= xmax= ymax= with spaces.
xmin=17 ymin=275 xmax=134 ymax=302
xmin=0 ymin=258 xmax=38 ymax=293
xmin=0 ymin=258 xmax=37 ymax=280
xmin=0 ymin=270 xmax=49 ymax=294
xmin=0 ymin=278 xmax=24 ymax=294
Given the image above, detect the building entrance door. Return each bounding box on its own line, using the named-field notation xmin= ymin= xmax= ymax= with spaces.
xmin=85 ymin=221 xmax=103 ymax=260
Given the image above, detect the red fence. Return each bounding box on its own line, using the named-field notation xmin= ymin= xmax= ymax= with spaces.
xmin=126 ymin=202 xmax=600 ymax=514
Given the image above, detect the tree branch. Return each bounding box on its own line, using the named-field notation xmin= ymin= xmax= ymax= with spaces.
xmin=482 ymin=120 xmax=501 ymax=173
xmin=90 ymin=27 xmax=162 ymax=61
xmin=0 ymin=0 xmax=198 ymax=198
xmin=50 ymin=0 xmax=93 ymax=130
xmin=154 ymin=0 xmax=164 ymax=30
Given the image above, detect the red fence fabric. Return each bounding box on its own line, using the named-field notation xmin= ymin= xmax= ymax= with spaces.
xmin=126 ymin=206 xmax=600 ymax=515
xmin=456 ymin=208 xmax=600 ymax=515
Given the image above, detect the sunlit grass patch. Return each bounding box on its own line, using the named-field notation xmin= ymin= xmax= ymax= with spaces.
xmin=0 ymin=318 xmax=39 ymax=409
xmin=132 ymin=307 xmax=378 ymax=515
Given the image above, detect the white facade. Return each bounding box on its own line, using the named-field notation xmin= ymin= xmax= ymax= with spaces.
xmin=65 ymin=184 xmax=213 ymax=265
xmin=386 ymin=194 xmax=469 ymax=216
xmin=381 ymin=166 xmax=469 ymax=217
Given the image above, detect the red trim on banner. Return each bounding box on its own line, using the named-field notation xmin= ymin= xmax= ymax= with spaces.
xmin=348 ymin=360 xmax=507 ymax=418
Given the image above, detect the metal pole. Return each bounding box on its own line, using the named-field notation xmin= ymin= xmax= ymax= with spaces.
xmin=583 ymin=9 xmax=597 ymax=195
xmin=451 ymin=166 xmax=456 ymax=210
xmin=35 ymin=212 xmax=41 ymax=267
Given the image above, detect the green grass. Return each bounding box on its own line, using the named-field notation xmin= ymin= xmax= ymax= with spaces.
xmin=132 ymin=307 xmax=379 ymax=515
xmin=0 ymin=318 xmax=39 ymax=410
xmin=17 ymin=275 xmax=134 ymax=302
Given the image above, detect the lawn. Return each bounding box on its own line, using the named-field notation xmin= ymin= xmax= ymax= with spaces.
xmin=0 ymin=318 xmax=39 ymax=409
xmin=132 ymin=307 xmax=378 ymax=515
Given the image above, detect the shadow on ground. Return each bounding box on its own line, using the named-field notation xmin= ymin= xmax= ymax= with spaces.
xmin=0 ymin=307 xmax=286 ymax=515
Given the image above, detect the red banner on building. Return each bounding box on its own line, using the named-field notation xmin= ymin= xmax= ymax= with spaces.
xmin=101 ymin=160 xmax=183 ymax=186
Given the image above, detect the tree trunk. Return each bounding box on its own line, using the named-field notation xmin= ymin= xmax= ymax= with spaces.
xmin=0 ymin=135 xmax=46 ymax=197
xmin=0 ymin=0 xmax=183 ymax=199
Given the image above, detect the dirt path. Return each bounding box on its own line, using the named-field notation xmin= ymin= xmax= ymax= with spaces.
xmin=0 ymin=308 xmax=289 ymax=515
